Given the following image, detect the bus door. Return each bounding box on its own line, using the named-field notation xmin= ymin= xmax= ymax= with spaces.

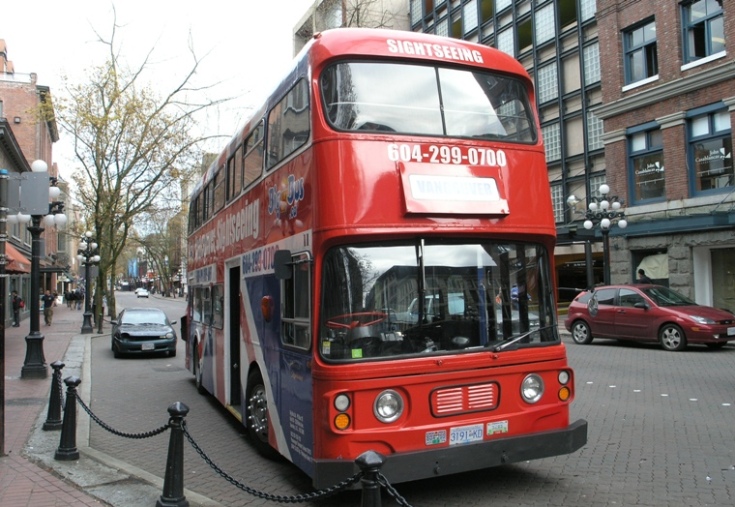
xmin=275 ymin=251 xmax=314 ymax=474
xmin=228 ymin=266 xmax=242 ymax=415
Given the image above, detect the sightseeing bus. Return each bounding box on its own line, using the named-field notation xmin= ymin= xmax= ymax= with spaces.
xmin=184 ymin=28 xmax=587 ymax=488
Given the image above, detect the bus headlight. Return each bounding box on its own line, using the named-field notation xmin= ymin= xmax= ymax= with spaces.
xmin=334 ymin=393 xmax=351 ymax=411
xmin=374 ymin=389 xmax=404 ymax=423
xmin=521 ymin=374 xmax=544 ymax=404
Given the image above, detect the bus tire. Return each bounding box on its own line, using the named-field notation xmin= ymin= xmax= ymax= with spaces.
xmin=194 ymin=345 xmax=206 ymax=395
xmin=246 ymin=369 xmax=278 ymax=459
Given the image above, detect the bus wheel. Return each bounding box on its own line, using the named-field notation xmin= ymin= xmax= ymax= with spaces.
xmin=194 ymin=346 xmax=206 ymax=395
xmin=246 ymin=370 xmax=278 ymax=459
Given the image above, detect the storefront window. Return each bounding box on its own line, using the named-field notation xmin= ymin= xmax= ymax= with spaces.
xmin=688 ymin=106 xmax=733 ymax=195
xmin=628 ymin=126 xmax=665 ymax=203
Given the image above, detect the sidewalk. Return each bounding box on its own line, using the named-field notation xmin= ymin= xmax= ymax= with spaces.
xmin=1 ymin=302 xmax=221 ymax=507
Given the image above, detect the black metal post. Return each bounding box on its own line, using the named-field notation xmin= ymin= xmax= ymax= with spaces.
xmin=43 ymin=361 xmax=65 ymax=430
xmin=55 ymin=375 xmax=81 ymax=461
xmin=356 ymin=450 xmax=385 ymax=507
xmin=21 ymin=216 xmax=47 ymax=379
xmin=602 ymin=228 xmax=611 ymax=286
xmin=157 ymin=402 xmax=190 ymax=507
xmin=585 ymin=240 xmax=594 ymax=290
xmin=81 ymin=257 xmax=94 ymax=333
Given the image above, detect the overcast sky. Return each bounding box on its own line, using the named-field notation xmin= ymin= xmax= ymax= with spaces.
xmin=1 ymin=0 xmax=316 ymax=177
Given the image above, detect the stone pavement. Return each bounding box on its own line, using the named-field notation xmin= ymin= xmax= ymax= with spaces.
xmin=0 ymin=302 xmax=221 ymax=507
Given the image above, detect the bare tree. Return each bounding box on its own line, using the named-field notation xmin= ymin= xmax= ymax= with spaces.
xmin=297 ymin=0 xmax=396 ymax=45
xmin=42 ymin=11 xmax=228 ymax=320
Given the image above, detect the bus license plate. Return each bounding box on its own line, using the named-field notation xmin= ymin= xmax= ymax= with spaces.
xmin=449 ymin=424 xmax=484 ymax=446
xmin=142 ymin=343 xmax=155 ymax=350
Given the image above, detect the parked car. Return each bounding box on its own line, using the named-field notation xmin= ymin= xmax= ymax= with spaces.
xmin=564 ymin=284 xmax=735 ymax=351
xmin=136 ymin=288 xmax=149 ymax=298
xmin=111 ymin=307 xmax=177 ymax=358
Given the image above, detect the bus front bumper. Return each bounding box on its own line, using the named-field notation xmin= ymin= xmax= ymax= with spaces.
xmin=312 ymin=418 xmax=588 ymax=489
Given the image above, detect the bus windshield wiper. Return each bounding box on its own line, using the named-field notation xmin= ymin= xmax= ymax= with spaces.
xmin=491 ymin=325 xmax=556 ymax=352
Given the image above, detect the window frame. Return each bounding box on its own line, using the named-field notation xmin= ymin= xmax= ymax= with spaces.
xmin=687 ymin=103 xmax=733 ymax=196
xmin=623 ymin=19 xmax=658 ymax=86
xmin=627 ymin=121 xmax=665 ymax=204
xmin=681 ymin=0 xmax=725 ymax=65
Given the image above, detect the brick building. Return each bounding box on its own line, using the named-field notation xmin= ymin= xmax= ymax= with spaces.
xmin=593 ymin=0 xmax=734 ymax=309
xmin=0 ymin=38 xmax=66 ymax=323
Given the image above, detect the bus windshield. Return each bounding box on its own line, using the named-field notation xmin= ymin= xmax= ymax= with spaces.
xmin=321 ymin=61 xmax=537 ymax=142
xmin=320 ymin=240 xmax=557 ymax=361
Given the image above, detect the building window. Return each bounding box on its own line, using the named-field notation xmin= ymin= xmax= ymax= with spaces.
xmin=435 ymin=16 xmax=449 ymax=37
xmin=580 ymin=0 xmax=597 ymax=22
xmin=410 ymin=0 xmax=422 ymax=25
xmin=497 ymin=27 xmax=515 ymax=56
xmin=688 ymin=105 xmax=733 ymax=195
xmin=463 ymin=0 xmax=478 ymax=34
xmin=496 ymin=0 xmax=511 ymax=13
xmin=451 ymin=11 xmax=462 ymax=38
xmin=583 ymin=42 xmax=601 ymax=85
xmin=551 ymin=184 xmax=564 ymax=223
xmin=682 ymin=0 xmax=724 ymax=64
xmin=480 ymin=0 xmax=493 ymax=23
xmin=535 ymin=4 xmax=556 ymax=46
xmin=587 ymin=111 xmax=604 ymax=151
xmin=624 ymin=20 xmax=658 ymax=85
xmin=536 ymin=63 xmax=558 ymax=104
xmin=628 ymin=124 xmax=665 ymax=203
xmin=589 ymin=174 xmax=606 ymax=198
xmin=543 ymin=123 xmax=561 ymax=162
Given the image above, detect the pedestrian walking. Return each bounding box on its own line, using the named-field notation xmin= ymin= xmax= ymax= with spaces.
xmin=41 ymin=289 xmax=56 ymax=326
xmin=11 ymin=290 xmax=23 ymax=327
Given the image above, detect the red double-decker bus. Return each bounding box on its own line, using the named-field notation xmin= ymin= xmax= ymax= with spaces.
xmin=185 ymin=28 xmax=586 ymax=488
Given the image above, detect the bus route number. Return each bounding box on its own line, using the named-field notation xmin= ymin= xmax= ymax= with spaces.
xmin=388 ymin=143 xmax=506 ymax=167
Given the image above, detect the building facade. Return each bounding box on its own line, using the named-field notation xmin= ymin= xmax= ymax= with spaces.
xmin=405 ymin=0 xmax=734 ymax=311
xmin=594 ymin=0 xmax=734 ymax=310
xmin=0 ymin=39 xmax=66 ymax=324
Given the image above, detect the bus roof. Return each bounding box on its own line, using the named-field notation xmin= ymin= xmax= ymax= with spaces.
xmin=192 ymin=28 xmax=532 ymax=196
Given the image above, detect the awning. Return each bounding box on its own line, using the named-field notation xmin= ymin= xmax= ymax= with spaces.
xmin=4 ymin=242 xmax=31 ymax=273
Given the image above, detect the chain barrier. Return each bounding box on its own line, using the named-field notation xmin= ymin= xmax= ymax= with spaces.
xmin=182 ymin=421 xmax=362 ymax=503
xmin=69 ymin=389 xmax=411 ymax=505
xmin=378 ymin=473 xmax=414 ymax=507
xmin=74 ymin=392 xmax=171 ymax=439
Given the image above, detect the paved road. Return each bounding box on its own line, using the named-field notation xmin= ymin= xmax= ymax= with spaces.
xmin=86 ymin=292 xmax=735 ymax=506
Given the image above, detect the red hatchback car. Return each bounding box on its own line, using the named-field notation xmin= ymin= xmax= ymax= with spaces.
xmin=564 ymin=284 xmax=735 ymax=351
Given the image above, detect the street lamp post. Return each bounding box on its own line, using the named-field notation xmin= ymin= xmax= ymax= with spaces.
xmin=78 ymin=231 xmax=100 ymax=334
xmin=17 ymin=160 xmax=67 ymax=379
xmin=579 ymin=184 xmax=627 ymax=286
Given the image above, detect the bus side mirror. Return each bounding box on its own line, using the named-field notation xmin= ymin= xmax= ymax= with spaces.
xmin=274 ymin=249 xmax=292 ymax=280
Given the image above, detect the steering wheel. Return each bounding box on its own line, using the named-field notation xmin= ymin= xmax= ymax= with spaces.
xmin=326 ymin=311 xmax=388 ymax=329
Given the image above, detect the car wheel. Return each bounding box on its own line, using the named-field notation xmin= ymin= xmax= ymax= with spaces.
xmin=193 ymin=346 xmax=206 ymax=395
xmin=571 ymin=320 xmax=593 ymax=344
xmin=246 ymin=369 xmax=279 ymax=459
xmin=659 ymin=323 xmax=686 ymax=351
